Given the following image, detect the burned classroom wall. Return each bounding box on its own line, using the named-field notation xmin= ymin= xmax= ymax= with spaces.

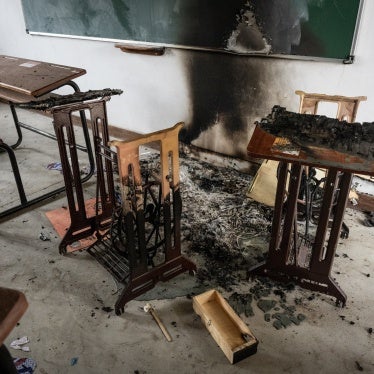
xmin=177 ymin=0 xmax=332 ymax=160
xmin=3 ymin=0 xmax=367 ymax=162
xmin=179 ymin=52 xmax=297 ymax=160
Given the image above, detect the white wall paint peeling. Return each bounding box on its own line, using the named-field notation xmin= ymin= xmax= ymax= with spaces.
xmin=0 ymin=0 xmax=373 ymax=157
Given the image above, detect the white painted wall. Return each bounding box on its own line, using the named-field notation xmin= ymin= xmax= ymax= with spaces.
xmin=1 ymin=0 xmax=373 ymax=156
xmin=0 ymin=0 xmax=191 ymax=134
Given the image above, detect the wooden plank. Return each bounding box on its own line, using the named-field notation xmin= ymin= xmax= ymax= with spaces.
xmin=0 ymin=86 xmax=36 ymax=103
xmin=193 ymin=289 xmax=258 ymax=364
xmin=247 ymin=159 xmax=278 ymax=206
xmin=295 ymin=90 xmax=366 ymax=104
xmin=0 ymin=55 xmax=86 ymax=97
xmin=115 ymin=44 xmax=165 ymax=56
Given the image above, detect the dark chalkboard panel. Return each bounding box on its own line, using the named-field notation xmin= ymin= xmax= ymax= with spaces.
xmin=21 ymin=0 xmax=363 ymax=61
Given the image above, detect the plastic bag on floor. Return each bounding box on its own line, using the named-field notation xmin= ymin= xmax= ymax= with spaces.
xmin=13 ymin=357 xmax=37 ymax=374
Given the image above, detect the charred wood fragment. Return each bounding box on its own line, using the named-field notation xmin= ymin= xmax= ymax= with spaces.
xmin=258 ymin=106 xmax=374 ymax=160
xmin=16 ymin=88 xmax=123 ymax=110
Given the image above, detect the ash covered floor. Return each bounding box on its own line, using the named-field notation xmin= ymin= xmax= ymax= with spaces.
xmin=0 ymin=103 xmax=373 ymax=373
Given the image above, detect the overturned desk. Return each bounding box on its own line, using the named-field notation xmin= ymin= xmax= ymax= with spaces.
xmin=0 ymin=55 xmax=94 ymax=218
xmin=247 ymin=94 xmax=372 ymax=306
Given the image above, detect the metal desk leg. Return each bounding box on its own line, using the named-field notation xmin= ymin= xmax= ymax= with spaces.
xmin=52 ymin=99 xmax=115 ymax=254
xmin=0 ymin=139 xmax=26 ymax=205
xmin=250 ymin=164 xmax=349 ymax=306
xmin=0 ymin=81 xmax=95 ymax=219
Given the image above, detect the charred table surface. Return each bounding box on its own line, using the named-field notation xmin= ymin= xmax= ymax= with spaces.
xmin=16 ymin=88 xmax=123 ymax=110
xmin=258 ymin=106 xmax=374 ymax=162
xmin=248 ymin=109 xmax=374 ymax=176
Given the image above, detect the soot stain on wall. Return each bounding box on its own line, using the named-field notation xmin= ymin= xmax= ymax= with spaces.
xmin=251 ymin=0 xmax=309 ymax=55
xmin=180 ymin=52 xmax=259 ymax=143
xmin=180 ymin=51 xmax=282 ymax=158
xmin=170 ymin=1 xmax=245 ymax=48
xmin=177 ymin=1 xmax=296 ymax=158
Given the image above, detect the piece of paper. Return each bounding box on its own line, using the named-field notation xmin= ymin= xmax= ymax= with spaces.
xmin=19 ymin=61 xmax=40 ymax=68
xmin=10 ymin=336 xmax=30 ymax=351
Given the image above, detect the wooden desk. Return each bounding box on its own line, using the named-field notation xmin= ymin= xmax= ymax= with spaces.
xmin=0 ymin=55 xmax=94 ymax=219
xmin=247 ymin=126 xmax=373 ymax=306
xmin=248 ymin=126 xmax=374 ymax=176
xmin=0 ymin=55 xmax=85 ymax=100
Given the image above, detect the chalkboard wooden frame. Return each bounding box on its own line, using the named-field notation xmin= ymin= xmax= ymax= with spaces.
xmin=20 ymin=0 xmax=364 ymax=62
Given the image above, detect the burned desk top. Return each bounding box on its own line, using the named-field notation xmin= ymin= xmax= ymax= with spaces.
xmin=0 ymin=55 xmax=86 ymax=102
xmin=247 ymin=107 xmax=374 ymax=175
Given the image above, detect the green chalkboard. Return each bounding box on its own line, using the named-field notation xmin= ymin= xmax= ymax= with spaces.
xmin=20 ymin=0 xmax=363 ymax=61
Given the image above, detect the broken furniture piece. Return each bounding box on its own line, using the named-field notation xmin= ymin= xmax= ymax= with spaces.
xmin=0 ymin=55 xmax=94 ymax=219
xmin=193 ymin=289 xmax=258 ymax=364
xmin=0 ymin=287 xmax=28 ymax=373
xmin=143 ymin=303 xmax=172 ymax=342
xmin=247 ymin=91 xmax=369 ymax=306
xmin=16 ymin=89 xmax=122 ymax=254
xmin=88 ymin=123 xmax=196 ymax=314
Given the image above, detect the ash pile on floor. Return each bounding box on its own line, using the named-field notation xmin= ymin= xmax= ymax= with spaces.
xmin=139 ymin=150 xmax=307 ymax=328
xmin=178 ymin=154 xmax=272 ymax=287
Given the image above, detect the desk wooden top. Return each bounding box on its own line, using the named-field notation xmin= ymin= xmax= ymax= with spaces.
xmin=0 ymin=55 xmax=86 ymax=100
xmin=247 ymin=126 xmax=374 ymax=175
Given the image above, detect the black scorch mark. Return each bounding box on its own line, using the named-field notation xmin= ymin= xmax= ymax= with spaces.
xmin=180 ymin=51 xmax=267 ymax=147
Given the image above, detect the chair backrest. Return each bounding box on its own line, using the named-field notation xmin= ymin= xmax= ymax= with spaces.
xmin=295 ymin=90 xmax=366 ymax=122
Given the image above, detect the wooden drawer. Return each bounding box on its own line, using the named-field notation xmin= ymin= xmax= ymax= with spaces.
xmin=193 ymin=289 xmax=258 ymax=364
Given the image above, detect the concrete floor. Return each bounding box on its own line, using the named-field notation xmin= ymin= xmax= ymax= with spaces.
xmin=0 ymin=103 xmax=373 ymax=373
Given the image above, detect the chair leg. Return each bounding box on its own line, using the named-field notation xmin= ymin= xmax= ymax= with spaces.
xmin=0 ymin=345 xmax=17 ymax=374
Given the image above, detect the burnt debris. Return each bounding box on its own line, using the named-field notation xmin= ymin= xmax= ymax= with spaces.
xmin=363 ymin=211 xmax=374 ymax=227
xmin=139 ymin=151 xmax=273 ymax=290
xmin=178 ymin=153 xmax=273 ymax=289
xmin=16 ymin=88 xmax=123 ymax=110
xmin=128 ymin=150 xmax=329 ymax=329
xmin=258 ymin=105 xmax=374 ymax=160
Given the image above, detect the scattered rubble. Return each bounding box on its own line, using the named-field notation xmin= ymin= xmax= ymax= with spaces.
xmin=257 ymin=299 xmax=276 ymax=313
xmin=363 ymin=211 xmax=374 ymax=227
xmin=226 ymin=278 xmax=307 ymax=329
xmin=138 ymin=150 xmax=368 ymax=330
xmin=139 ymin=151 xmax=311 ymax=328
xmin=39 ymin=232 xmax=51 ymax=241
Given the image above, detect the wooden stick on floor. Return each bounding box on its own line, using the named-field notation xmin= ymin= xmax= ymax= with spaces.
xmin=143 ymin=303 xmax=172 ymax=342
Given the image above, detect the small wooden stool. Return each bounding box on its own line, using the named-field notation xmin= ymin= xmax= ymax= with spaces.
xmin=0 ymin=287 xmax=28 ymax=373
